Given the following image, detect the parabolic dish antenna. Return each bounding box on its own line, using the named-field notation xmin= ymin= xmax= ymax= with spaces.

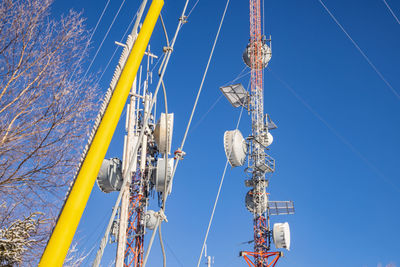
xmin=223 ymin=129 xmax=247 ymax=167
xmin=154 ymin=157 xmax=174 ymax=194
xmin=273 ymin=222 xmax=291 ymax=250
xmin=145 ymin=210 xmax=158 ymax=230
xmin=96 ymin=158 xmax=123 ymax=193
xmin=154 ymin=113 xmax=174 ymax=155
xmin=263 ymin=132 xmax=273 ymax=147
xmin=245 ymin=189 xmax=268 ymax=214
xmin=243 ymin=41 xmax=272 ymax=69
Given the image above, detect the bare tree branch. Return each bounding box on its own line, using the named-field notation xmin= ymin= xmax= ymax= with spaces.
xmin=0 ymin=0 xmax=99 ymax=264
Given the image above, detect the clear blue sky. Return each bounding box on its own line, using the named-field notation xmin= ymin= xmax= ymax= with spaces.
xmin=52 ymin=0 xmax=400 ymax=266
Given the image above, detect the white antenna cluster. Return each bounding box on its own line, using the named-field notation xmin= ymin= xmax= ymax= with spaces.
xmin=220 ymin=33 xmax=294 ymax=262
xmin=94 ymin=44 xmax=176 ymax=266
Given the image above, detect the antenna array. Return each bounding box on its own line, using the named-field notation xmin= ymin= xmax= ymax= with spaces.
xmin=221 ymin=1 xmax=294 ymax=266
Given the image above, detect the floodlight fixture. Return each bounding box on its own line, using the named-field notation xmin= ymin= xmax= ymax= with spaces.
xmin=219 ymin=84 xmax=249 ymax=109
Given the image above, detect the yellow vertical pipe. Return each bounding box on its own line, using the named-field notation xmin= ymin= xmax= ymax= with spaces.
xmin=39 ymin=0 xmax=164 ymax=265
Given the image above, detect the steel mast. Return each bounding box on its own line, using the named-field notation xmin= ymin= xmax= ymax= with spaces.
xmin=92 ymin=1 xmax=178 ymax=265
xmin=248 ymin=0 xmax=273 ymax=265
xmin=125 ymin=49 xmax=159 ymax=267
xmin=238 ymin=0 xmax=293 ymax=266
xmin=94 ymin=41 xmax=174 ymax=266
xmin=220 ymin=1 xmax=294 ymax=265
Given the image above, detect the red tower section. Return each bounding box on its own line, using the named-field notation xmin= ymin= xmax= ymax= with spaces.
xmin=243 ymin=0 xmax=281 ymax=266
xmin=124 ymin=170 xmax=146 ymax=267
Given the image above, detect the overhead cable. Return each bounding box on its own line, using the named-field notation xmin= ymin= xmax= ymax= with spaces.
xmin=268 ymin=67 xmax=400 ymax=193
xmin=158 ymin=222 xmax=167 ymax=267
xmin=162 ymin=0 xmax=231 ymax=243
xmin=143 ymin=0 xmax=232 ymax=265
xmin=190 ymin=66 xmax=250 ymax=133
xmin=382 ymin=0 xmax=400 ymax=25
xmin=159 ymin=67 xmax=170 ymax=267
xmin=178 ymin=0 xmax=231 ymax=151
xmin=92 ymin=0 xmax=191 ymax=265
xmin=318 ymin=0 xmax=400 ymax=100
xmin=70 ymin=0 xmax=111 ymax=81
xmin=141 ymin=1 xmax=192 ymax=265
xmin=196 ymin=105 xmax=244 ymax=267
xmin=98 ymin=12 xmax=137 ymax=83
xmin=159 ymin=14 xmax=170 ymax=46
xmin=91 ymin=1 xmax=150 ymax=265
xmin=187 ymin=0 xmax=200 ymax=18
xmin=153 ymin=3 xmax=233 ymax=258
xmin=164 ymin=240 xmax=185 ymax=267
xmin=83 ymin=0 xmax=127 ymax=81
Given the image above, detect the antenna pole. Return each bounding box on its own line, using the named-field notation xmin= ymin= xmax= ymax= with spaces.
xmin=218 ymin=1 xmax=293 ymax=265
xmin=39 ymin=1 xmax=163 ymax=265
xmin=116 ymin=77 xmax=139 ymax=266
xmin=120 ymin=51 xmax=154 ymax=266
xmin=115 ymin=7 xmax=145 ymax=261
xmin=245 ymin=0 xmax=275 ymax=266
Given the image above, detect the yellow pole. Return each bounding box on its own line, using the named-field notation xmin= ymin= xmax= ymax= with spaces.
xmin=39 ymin=0 xmax=164 ymax=265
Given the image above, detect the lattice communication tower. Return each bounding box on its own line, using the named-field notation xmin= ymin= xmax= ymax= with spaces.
xmin=221 ymin=1 xmax=294 ymax=266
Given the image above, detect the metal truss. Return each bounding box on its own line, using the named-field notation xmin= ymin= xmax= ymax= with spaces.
xmin=240 ymin=251 xmax=282 ymax=267
xmin=124 ymin=170 xmax=146 ymax=267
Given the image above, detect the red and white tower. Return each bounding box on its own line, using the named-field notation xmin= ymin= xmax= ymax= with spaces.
xmin=221 ymin=1 xmax=294 ymax=266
